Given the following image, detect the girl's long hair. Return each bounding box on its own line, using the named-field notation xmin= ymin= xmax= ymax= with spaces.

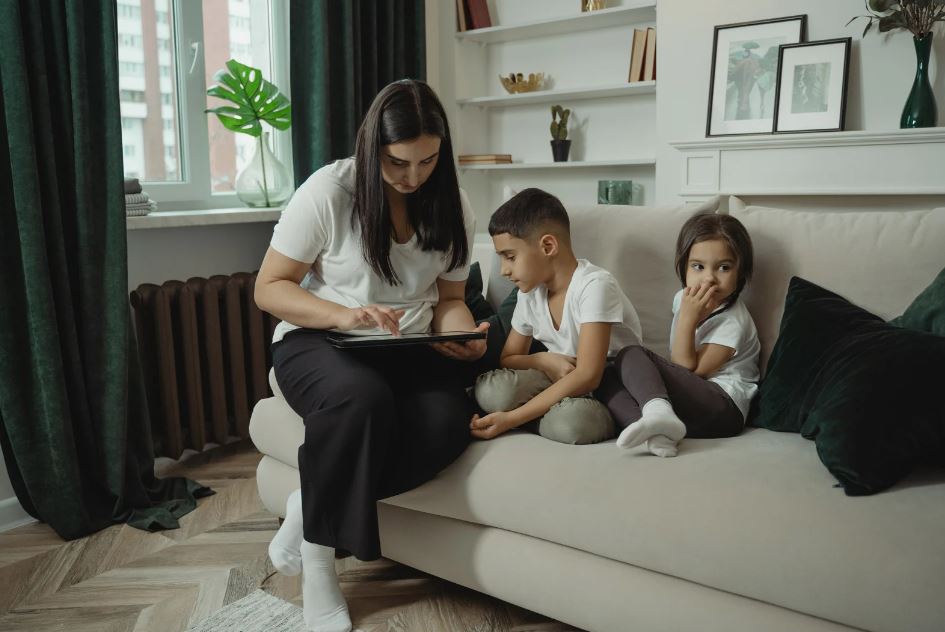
xmin=674 ymin=213 xmax=754 ymax=313
xmin=352 ymin=79 xmax=467 ymax=285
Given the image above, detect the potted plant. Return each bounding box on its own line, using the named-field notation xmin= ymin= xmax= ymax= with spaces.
xmin=550 ymin=104 xmax=571 ymax=162
xmin=848 ymin=0 xmax=944 ymax=128
xmin=206 ymin=59 xmax=293 ymax=207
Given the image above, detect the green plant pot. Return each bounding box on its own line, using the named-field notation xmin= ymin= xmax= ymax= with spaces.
xmin=900 ymin=33 xmax=938 ymax=129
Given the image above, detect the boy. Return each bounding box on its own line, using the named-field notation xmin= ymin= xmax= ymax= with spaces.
xmin=471 ymin=188 xmax=642 ymax=444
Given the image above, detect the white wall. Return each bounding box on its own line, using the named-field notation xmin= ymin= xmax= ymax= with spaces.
xmin=427 ymin=0 xmax=945 ymax=212
xmin=655 ymin=0 xmax=944 ymax=205
xmin=0 ymin=447 xmax=32 ymax=531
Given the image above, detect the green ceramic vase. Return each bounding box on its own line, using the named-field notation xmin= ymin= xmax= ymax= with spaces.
xmin=900 ymin=33 xmax=938 ymax=128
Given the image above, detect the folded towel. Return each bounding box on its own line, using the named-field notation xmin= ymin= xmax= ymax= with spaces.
xmin=124 ymin=178 xmax=142 ymax=194
xmin=125 ymin=192 xmax=150 ymax=204
xmin=125 ymin=200 xmax=157 ymax=217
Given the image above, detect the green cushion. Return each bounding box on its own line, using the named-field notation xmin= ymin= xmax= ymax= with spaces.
xmin=889 ymin=266 xmax=945 ymax=337
xmin=749 ymin=277 xmax=945 ymax=495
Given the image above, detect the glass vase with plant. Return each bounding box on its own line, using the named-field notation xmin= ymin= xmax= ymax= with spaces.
xmin=206 ymin=59 xmax=293 ymax=206
xmin=848 ymin=0 xmax=944 ymax=127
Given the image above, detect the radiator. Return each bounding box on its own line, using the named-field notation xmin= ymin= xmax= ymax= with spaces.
xmin=130 ymin=272 xmax=279 ymax=458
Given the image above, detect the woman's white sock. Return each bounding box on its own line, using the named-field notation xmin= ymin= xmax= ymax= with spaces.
xmin=617 ymin=398 xmax=686 ymax=450
xmin=301 ymin=540 xmax=352 ymax=632
xmin=646 ymin=434 xmax=679 ymax=458
xmin=268 ymin=488 xmax=303 ymax=576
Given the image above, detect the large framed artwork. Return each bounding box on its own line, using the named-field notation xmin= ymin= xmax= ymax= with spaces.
xmin=706 ymin=15 xmax=808 ymax=137
xmin=773 ymin=38 xmax=852 ymax=134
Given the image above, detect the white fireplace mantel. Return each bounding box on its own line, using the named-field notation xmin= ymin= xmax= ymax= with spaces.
xmin=670 ymin=128 xmax=945 ymax=197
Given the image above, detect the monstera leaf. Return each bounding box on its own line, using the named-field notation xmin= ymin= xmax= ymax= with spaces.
xmin=206 ymin=59 xmax=291 ymax=137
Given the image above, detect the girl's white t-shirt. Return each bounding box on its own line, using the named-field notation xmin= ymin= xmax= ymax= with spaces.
xmin=669 ymin=289 xmax=761 ymax=420
xmin=268 ymin=158 xmax=475 ymax=343
xmin=510 ymin=259 xmax=643 ymax=357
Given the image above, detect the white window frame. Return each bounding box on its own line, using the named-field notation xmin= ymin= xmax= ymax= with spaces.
xmin=144 ymin=0 xmax=293 ymax=210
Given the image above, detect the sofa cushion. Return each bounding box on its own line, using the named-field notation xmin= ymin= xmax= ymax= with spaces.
xmin=382 ymin=429 xmax=945 ymax=632
xmin=487 ymin=198 xmax=720 ymax=359
xmin=890 ymin=265 xmax=945 ymax=338
xmin=729 ymin=199 xmax=945 ymax=372
xmin=751 ymin=276 xmax=945 ymax=495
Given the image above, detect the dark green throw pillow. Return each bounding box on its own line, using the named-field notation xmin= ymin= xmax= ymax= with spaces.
xmin=464 ymin=262 xmax=496 ymax=322
xmin=750 ymin=277 xmax=945 ymax=496
xmin=889 ymin=266 xmax=945 ymax=338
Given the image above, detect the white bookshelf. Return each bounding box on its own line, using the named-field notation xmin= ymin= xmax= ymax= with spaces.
xmin=460 ymin=158 xmax=656 ymax=171
xmin=455 ymin=3 xmax=657 ymax=44
xmin=445 ymin=0 xmax=659 ymax=217
xmin=457 ymin=81 xmax=656 ymax=108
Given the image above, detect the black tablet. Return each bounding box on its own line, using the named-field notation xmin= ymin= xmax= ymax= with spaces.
xmin=326 ymin=330 xmax=487 ymax=349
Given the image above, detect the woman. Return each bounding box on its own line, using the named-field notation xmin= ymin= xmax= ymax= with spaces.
xmin=254 ymin=79 xmax=490 ymax=632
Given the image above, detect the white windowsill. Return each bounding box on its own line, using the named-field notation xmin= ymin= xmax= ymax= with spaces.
xmin=125 ymin=207 xmax=284 ymax=230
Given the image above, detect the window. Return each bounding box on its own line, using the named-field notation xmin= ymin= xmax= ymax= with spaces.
xmin=118 ymin=0 xmax=291 ymax=209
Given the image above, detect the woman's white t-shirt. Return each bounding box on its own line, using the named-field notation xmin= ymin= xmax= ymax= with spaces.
xmin=268 ymin=158 xmax=475 ymax=343
xmin=511 ymin=259 xmax=643 ymax=357
xmin=669 ymin=290 xmax=761 ymax=420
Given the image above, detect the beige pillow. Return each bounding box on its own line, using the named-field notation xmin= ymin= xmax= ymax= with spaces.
xmin=729 ymin=198 xmax=945 ymax=372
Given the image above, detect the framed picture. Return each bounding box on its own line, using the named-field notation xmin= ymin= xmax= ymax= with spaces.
xmin=706 ymin=15 xmax=807 ymax=137
xmin=773 ymin=38 xmax=852 ymax=134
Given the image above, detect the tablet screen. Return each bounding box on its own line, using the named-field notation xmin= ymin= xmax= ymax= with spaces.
xmin=327 ymin=330 xmax=486 ymax=348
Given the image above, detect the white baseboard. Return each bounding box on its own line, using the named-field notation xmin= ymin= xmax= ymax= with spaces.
xmin=0 ymin=495 xmax=35 ymax=532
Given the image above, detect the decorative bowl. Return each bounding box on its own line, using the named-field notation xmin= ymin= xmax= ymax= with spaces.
xmin=499 ymin=72 xmax=545 ymax=94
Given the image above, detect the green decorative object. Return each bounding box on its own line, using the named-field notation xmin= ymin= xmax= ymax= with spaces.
xmin=206 ymin=59 xmax=293 ymax=207
xmin=847 ymin=0 xmax=943 ymax=129
xmin=597 ymin=180 xmax=634 ymax=205
xmin=901 ymin=33 xmax=938 ymax=128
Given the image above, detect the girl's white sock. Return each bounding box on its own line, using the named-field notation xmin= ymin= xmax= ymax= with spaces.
xmin=646 ymin=434 xmax=679 ymax=458
xmin=301 ymin=540 xmax=352 ymax=632
xmin=617 ymin=398 xmax=686 ymax=450
xmin=268 ymin=488 xmax=303 ymax=576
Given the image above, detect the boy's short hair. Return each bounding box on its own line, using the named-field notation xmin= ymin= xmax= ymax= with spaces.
xmin=488 ymin=188 xmax=570 ymax=240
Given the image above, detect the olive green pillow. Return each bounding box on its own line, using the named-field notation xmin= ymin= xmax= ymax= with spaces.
xmin=889 ymin=266 xmax=945 ymax=338
xmin=749 ymin=277 xmax=945 ymax=495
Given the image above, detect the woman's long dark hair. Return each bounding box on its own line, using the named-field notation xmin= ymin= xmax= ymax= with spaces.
xmin=352 ymin=79 xmax=467 ymax=285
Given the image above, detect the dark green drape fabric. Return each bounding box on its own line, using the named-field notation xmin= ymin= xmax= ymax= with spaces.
xmin=290 ymin=0 xmax=426 ymax=186
xmin=0 ymin=0 xmax=211 ymax=540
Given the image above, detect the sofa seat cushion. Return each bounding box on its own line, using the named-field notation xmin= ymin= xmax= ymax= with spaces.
xmin=383 ymin=429 xmax=945 ymax=632
xmin=250 ymin=392 xmax=945 ymax=631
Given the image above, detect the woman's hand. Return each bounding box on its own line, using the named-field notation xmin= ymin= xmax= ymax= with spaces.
xmin=430 ymin=321 xmax=490 ymax=361
xmin=470 ymin=411 xmax=514 ymax=440
xmin=338 ymin=305 xmax=405 ymax=335
xmin=677 ymin=280 xmax=721 ymax=327
xmin=535 ymin=352 xmax=576 ymax=382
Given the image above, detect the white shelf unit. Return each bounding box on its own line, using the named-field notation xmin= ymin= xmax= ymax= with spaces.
xmin=449 ymin=1 xmax=659 ymax=218
xmin=454 ymin=4 xmax=657 ymax=44
xmin=460 ymin=158 xmax=656 ymax=171
xmin=457 ymin=81 xmax=655 ymax=108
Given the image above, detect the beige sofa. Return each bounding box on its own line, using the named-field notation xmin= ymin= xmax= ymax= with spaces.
xmin=250 ymin=197 xmax=945 ymax=632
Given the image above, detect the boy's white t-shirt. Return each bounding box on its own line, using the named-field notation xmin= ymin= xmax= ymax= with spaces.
xmin=669 ymin=289 xmax=761 ymax=420
xmin=268 ymin=158 xmax=475 ymax=343
xmin=510 ymin=259 xmax=642 ymax=357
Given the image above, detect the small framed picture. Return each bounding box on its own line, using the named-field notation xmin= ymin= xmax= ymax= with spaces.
xmin=706 ymin=15 xmax=807 ymax=137
xmin=773 ymin=38 xmax=852 ymax=134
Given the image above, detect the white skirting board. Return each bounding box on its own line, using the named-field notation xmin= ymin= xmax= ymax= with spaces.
xmin=0 ymin=495 xmax=35 ymax=533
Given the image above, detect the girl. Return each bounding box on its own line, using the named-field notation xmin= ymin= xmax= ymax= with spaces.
xmin=254 ymin=79 xmax=491 ymax=632
xmin=598 ymin=213 xmax=760 ymax=457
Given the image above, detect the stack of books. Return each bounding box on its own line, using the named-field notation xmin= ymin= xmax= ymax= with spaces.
xmin=458 ymin=153 xmax=512 ymax=166
xmin=628 ymin=27 xmax=656 ymax=83
xmin=124 ymin=178 xmax=157 ymax=217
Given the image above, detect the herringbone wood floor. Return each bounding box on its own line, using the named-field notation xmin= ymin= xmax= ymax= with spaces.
xmin=0 ymin=441 xmax=581 ymax=631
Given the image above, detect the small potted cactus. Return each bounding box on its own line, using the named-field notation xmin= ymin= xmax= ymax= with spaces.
xmin=550 ymin=104 xmax=571 ymax=162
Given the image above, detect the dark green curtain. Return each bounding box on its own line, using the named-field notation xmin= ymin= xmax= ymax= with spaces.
xmin=290 ymin=0 xmax=426 ymax=186
xmin=0 ymin=0 xmax=211 ymax=540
